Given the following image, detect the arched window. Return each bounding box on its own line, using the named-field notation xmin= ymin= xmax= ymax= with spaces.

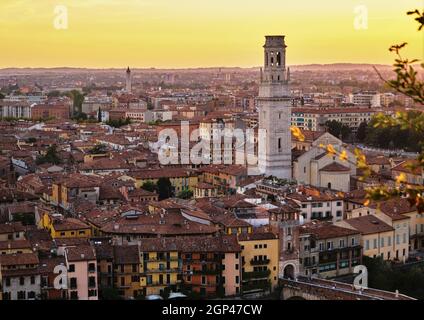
xmin=276 ymin=52 xmax=281 ymax=66
xmin=327 ymin=182 xmax=332 ymax=189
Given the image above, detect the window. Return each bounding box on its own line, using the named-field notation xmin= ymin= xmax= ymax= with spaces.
xmin=278 ymin=138 xmax=281 ymax=151
xmin=403 ymin=233 xmax=407 ymax=244
xmin=319 ymin=242 xmax=324 ymax=251
xmin=336 ymin=201 xmax=342 ymax=206
xmin=17 ymin=291 xmax=26 ymax=300
xmin=339 ymin=239 xmax=345 ymax=248
xmin=327 ymin=242 xmax=333 ymax=250
xmin=373 ymin=239 xmax=377 ymax=249
xmin=351 ymin=237 xmax=356 ymax=246
xmin=235 ymin=276 xmax=239 ymax=284
xmin=89 ymin=276 xmax=96 ymax=288
xmin=396 ymin=235 xmax=400 ymax=245
xmin=70 ymin=291 xmax=78 ymax=300
xmin=28 ymin=291 xmax=36 ymax=299
xmin=68 ymin=264 xmax=75 ymax=272
xmin=19 ymin=277 xmax=25 ymax=286
xmin=380 ymin=237 xmax=385 ymax=247
xmin=70 ymin=277 xmax=77 ymax=289
xmin=88 ymin=263 xmax=96 ymax=273
xmin=30 ymin=276 xmax=35 ymax=284
xmin=88 ymin=290 xmax=97 ymax=297
xmin=5 ymin=277 xmax=10 ymax=287
xmin=201 ymin=276 xmax=207 ymax=285
xmin=388 ymin=236 xmax=392 ymax=246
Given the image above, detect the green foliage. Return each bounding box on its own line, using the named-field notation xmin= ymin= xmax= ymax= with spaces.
xmin=36 ymin=144 xmax=61 ymax=165
xmin=106 ymin=118 xmax=131 ymax=128
xmin=72 ymin=111 xmax=88 ymax=121
xmin=47 ymin=90 xmax=62 ymax=98
xmin=177 ymin=189 xmax=193 ymax=199
xmin=355 ymin=121 xmax=368 ymax=142
xmin=325 ymin=120 xmax=351 ymax=141
xmin=0 ymin=92 xmax=5 ymax=99
xmin=157 ymin=177 xmax=174 ymax=200
xmin=65 ymin=90 xmax=85 ymax=114
xmin=97 ymin=107 xmax=102 ymax=123
xmin=88 ymin=144 xmax=108 ymax=155
xmin=142 ymin=181 xmax=157 ymax=193
xmin=362 ymin=9 xmax=424 ymax=213
xmin=12 ymin=213 xmax=35 ymax=226
xmin=25 ymin=137 xmax=37 ymax=144
xmin=100 ymin=288 xmax=123 ymax=300
xmin=364 ymin=111 xmax=424 ymax=152
xmin=363 ymin=256 xmax=424 ymax=299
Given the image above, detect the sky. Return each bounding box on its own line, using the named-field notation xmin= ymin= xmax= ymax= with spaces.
xmin=0 ymin=0 xmax=423 ymax=68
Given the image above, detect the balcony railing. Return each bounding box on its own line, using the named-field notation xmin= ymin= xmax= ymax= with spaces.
xmin=250 ymin=258 xmax=270 ymax=266
xmin=143 ymin=267 xmax=180 ymax=273
xmin=242 ymin=269 xmax=270 ymax=281
xmin=192 ymin=269 xmax=221 ymax=275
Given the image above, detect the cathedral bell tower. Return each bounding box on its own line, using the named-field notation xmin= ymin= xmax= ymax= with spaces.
xmin=126 ymin=66 xmax=132 ymax=93
xmin=257 ymin=35 xmax=292 ymax=179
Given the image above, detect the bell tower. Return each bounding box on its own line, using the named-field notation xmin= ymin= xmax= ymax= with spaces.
xmin=126 ymin=66 xmax=132 ymax=93
xmin=258 ymin=35 xmax=292 ymax=179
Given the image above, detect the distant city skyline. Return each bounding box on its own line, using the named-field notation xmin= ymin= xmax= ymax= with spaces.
xmin=0 ymin=0 xmax=422 ymax=68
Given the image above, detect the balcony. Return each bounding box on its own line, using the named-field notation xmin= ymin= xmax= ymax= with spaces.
xmin=250 ymin=258 xmax=270 ymax=266
xmin=143 ymin=257 xmax=179 ymax=262
xmin=242 ymin=269 xmax=270 ymax=281
xmin=242 ymin=280 xmax=271 ymax=294
xmin=192 ymin=269 xmax=221 ymax=275
xmin=143 ymin=267 xmax=180 ymax=274
xmin=311 ymin=215 xmax=333 ymax=221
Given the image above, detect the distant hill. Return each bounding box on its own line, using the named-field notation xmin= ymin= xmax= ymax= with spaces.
xmin=0 ymin=63 xmax=394 ymax=74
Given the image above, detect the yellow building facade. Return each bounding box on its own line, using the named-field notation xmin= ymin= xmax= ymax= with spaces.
xmin=238 ymin=233 xmax=279 ymax=295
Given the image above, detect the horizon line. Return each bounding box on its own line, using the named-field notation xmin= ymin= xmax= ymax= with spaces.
xmin=0 ymin=62 xmax=394 ymax=71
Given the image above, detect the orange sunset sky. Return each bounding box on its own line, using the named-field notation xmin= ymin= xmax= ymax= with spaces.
xmin=0 ymin=0 xmax=423 ymax=68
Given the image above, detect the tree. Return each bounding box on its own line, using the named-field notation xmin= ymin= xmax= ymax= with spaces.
xmin=66 ymin=90 xmax=85 ymax=114
xmin=100 ymin=288 xmax=123 ymax=300
xmin=0 ymin=92 xmax=5 ymax=99
xmin=142 ymin=181 xmax=157 ymax=193
xmin=36 ymin=144 xmax=61 ymax=165
xmin=356 ymin=121 xmax=368 ymax=142
xmin=47 ymin=90 xmax=61 ymax=98
xmin=157 ymin=177 xmax=173 ymax=200
xmin=88 ymin=144 xmax=108 ymax=155
xmin=177 ymin=189 xmax=193 ymax=199
xmin=97 ymin=107 xmax=102 ymax=123
xmin=325 ymin=120 xmax=351 ymax=141
xmin=106 ymin=118 xmax=131 ymax=128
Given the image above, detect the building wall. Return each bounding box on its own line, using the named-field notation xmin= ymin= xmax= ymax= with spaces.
xmin=239 ymin=238 xmax=279 ymax=293
xmin=67 ymin=259 xmax=98 ymax=300
xmin=222 ymin=252 xmax=241 ymax=296
xmin=2 ymin=274 xmax=41 ymax=300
